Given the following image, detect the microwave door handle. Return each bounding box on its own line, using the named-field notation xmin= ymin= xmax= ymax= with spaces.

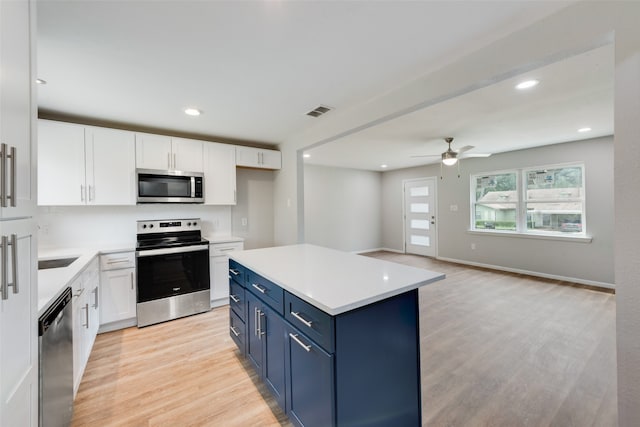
xmin=191 ymin=177 xmax=195 ymax=197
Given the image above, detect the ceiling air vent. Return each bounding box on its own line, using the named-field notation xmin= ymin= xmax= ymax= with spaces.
xmin=306 ymin=105 xmax=333 ymax=118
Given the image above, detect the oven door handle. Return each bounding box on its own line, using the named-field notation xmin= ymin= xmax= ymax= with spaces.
xmin=136 ymin=244 xmax=209 ymax=257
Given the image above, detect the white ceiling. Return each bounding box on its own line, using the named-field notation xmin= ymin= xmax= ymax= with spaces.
xmin=306 ymin=44 xmax=614 ymax=171
xmin=37 ymin=0 xmax=576 ymax=148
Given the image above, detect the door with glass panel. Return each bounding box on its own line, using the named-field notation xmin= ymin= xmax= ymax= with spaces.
xmin=404 ymin=178 xmax=436 ymax=257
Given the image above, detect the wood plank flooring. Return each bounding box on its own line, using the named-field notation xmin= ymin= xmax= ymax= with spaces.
xmin=72 ymin=252 xmax=616 ymax=426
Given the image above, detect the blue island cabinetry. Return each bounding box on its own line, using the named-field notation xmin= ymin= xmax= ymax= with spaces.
xmin=228 ymin=258 xmax=423 ymax=427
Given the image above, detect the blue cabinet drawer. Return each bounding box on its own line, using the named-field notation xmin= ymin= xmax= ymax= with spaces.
xmin=228 ymin=259 xmax=246 ymax=287
xmin=229 ymin=280 xmax=245 ymax=320
xmin=285 ymin=291 xmax=335 ymax=353
xmin=229 ymin=309 xmax=246 ymax=354
xmin=247 ymin=271 xmax=284 ymax=314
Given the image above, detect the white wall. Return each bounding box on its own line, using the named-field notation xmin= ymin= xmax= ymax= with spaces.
xmin=232 ymin=168 xmax=275 ymax=250
xmin=304 ymin=164 xmax=381 ymax=252
xmin=38 ymin=204 xmax=231 ymax=248
xmin=272 ymin=3 xmax=640 ymax=423
xmin=382 ymin=137 xmax=614 ymax=286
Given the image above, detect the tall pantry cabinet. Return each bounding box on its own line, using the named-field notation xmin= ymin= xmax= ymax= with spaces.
xmin=0 ymin=0 xmax=39 ymax=426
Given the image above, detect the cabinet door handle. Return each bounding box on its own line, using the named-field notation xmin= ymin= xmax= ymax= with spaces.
xmin=289 ymin=333 xmax=311 ymax=352
xmin=219 ymin=247 xmax=235 ymax=252
xmin=80 ymin=184 xmax=85 ymax=202
xmin=167 ymin=152 xmax=171 ymax=169
xmin=1 ymin=236 xmax=8 ymax=300
xmin=0 ymin=144 xmax=6 ymax=207
xmin=130 ymin=272 xmax=134 ymax=290
xmin=8 ymin=145 xmax=16 ymax=207
xmin=229 ymin=268 xmax=240 ymax=276
xmin=83 ymin=303 xmax=89 ymax=328
xmin=89 ymin=185 xmax=94 ymax=202
xmin=74 ymin=287 xmax=85 ymax=298
xmin=230 ymin=294 xmax=240 ymax=303
xmin=230 ymin=325 xmax=240 ymax=337
xmin=251 ymin=283 xmax=266 ymax=294
xmin=173 ymin=153 xmax=176 ymax=169
xmin=7 ymin=234 xmax=18 ymax=295
xmin=107 ymin=259 xmax=130 ymax=264
xmin=93 ymin=286 xmax=99 ymax=309
xmin=254 ymin=307 xmax=259 ymax=336
xmin=258 ymin=309 xmax=265 ymax=338
xmin=291 ymin=311 xmax=313 ymax=328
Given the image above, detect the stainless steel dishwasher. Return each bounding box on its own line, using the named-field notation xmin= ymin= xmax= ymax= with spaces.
xmin=39 ymin=287 xmax=74 ymax=427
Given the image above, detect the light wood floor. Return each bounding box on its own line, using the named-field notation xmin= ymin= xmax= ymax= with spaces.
xmin=72 ymin=253 xmax=616 ymax=426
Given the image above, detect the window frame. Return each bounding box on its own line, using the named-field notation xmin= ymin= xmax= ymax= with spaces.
xmin=470 ymin=162 xmax=587 ymax=238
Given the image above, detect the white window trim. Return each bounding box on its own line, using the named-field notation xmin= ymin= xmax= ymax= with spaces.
xmin=470 ymin=162 xmax=589 ymax=241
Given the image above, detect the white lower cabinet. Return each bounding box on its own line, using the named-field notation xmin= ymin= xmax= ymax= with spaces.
xmin=71 ymin=257 xmax=99 ymax=397
xmin=99 ymin=251 xmax=136 ymax=331
xmin=210 ymin=240 xmax=244 ymax=307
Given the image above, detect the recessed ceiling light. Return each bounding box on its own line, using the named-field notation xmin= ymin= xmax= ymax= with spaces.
xmin=184 ymin=108 xmax=201 ymax=116
xmin=36 ymin=79 xmax=47 ymax=85
xmin=578 ymin=127 xmax=592 ymax=133
xmin=515 ymin=80 xmax=539 ymax=90
xmin=303 ymin=153 xmax=311 ymax=158
xmin=380 ymin=164 xmax=388 ymax=169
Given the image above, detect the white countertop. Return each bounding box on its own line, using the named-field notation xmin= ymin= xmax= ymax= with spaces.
xmin=38 ymin=244 xmax=135 ymax=316
xmin=230 ymin=244 xmax=445 ymax=315
xmin=206 ymin=235 xmax=244 ymax=244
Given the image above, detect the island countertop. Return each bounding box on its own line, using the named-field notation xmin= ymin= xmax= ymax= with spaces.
xmin=230 ymin=244 xmax=445 ymax=315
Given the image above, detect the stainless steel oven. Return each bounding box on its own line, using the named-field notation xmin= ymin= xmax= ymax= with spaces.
xmin=135 ymin=219 xmax=210 ymax=327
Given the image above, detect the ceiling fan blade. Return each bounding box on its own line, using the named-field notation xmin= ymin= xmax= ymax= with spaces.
xmin=410 ymin=154 xmax=441 ymax=158
xmin=455 ymin=145 xmax=474 ymax=153
xmin=460 ymin=153 xmax=492 ymax=158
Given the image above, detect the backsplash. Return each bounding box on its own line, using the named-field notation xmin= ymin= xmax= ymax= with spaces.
xmin=37 ymin=205 xmax=232 ymax=248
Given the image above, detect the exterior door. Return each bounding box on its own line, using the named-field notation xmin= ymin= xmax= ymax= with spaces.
xmin=403 ymin=178 xmax=437 ymax=257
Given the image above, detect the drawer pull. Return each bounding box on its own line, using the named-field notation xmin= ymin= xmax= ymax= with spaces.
xmin=289 ymin=333 xmax=311 ymax=352
xmin=291 ymin=311 xmax=313 ymax=328
xmin=252 ymin=283 xmax=267 ymax=294
xmin=230 ymin=326 xmax=240 ymax=337
xmin=107 ymin=259 xmax=130 ymax=264
xmin=230 ymin=294 xmax=240 ymax=303
xmin=218 ymin=247 xmax=235 ymax=252
xmin=229 ymin=268 xmax=240 ymax=276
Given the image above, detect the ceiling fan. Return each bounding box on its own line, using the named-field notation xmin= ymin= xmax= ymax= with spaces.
xmin=411 ymin=137 xmax=491 ymax=166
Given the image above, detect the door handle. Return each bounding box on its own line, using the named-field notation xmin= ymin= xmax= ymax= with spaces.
xmin=289 ymin=333 xmax=311 ymax=352
xmin=93 ymin=286 xmax=99 ymax=309
xmin=230 ymin=326 xmax=240 ymax=337
xmin=7 ymin=234 xmax=18 ymax=295
xmin=8 ymin=146 xmax=16 ymax=207
xmin=83 ymin=303 xmax=89 ymax=328
xmin=130 ymin=272 xmax=134 ymax=290
xmin=230 ymin=294 xmax=240 ymax=303
xmin=1 ymin=236 xmax=7 ymax=300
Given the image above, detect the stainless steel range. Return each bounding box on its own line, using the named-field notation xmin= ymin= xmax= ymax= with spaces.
xmin=136 ymin=219 xmax=210 ymax=327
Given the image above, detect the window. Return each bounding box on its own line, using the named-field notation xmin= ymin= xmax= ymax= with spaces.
xmin=471 ymin=164 xmax=585 ymax=235
xmin=472 ymin=171 xmax=518 ymax=231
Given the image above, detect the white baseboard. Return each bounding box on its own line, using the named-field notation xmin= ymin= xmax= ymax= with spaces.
xmin=436 ymin=256 xmax=615 ymax=289
xmin=354 ymin=247 xmax=405 ymax=255
xmin=98 ymin=317 xmax=137 ymax=333
xmin=210 ymin=298 xmax=229 ymax=309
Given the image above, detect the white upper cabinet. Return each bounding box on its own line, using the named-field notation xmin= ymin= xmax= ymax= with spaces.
xmin=38 ymin=120 xmax=136 ymax=206
xmin=135 ymin=133 xmax=203 ymax=172
xmin=172 ymin=137 xmax=204 ymax=172
xmin=0 ymin=0 xmax=36 ymax=219
xmin=203 ymin=142 xmax=236 ymax=205
xmin=236 ymin=146 xmax=281 ymax=170
xmin=38 ymin=120 xmax=86 ymax=206
xmin=134 ymin=133 xmax=172 ymax=170
xmin=86 ymin=126 xmax=136 ymax=205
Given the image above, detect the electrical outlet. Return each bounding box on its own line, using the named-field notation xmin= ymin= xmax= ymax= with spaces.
xmin=450 ymin=204 xmax=458 ymax=212
xmin=471 ymin=243 xmax=476 ymax=250
xmin=241 ymin=218 xmax=248 ymax=226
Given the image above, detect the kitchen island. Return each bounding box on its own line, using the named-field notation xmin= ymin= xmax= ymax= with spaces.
xmin=229 ymin=244 xmax=445 ymax=427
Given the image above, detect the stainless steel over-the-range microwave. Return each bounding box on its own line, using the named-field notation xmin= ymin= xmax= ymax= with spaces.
xmin=136 ymin=168 xmax=204 ymax=203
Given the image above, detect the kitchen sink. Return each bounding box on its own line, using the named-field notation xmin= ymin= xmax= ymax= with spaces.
xmin=38 ymin=257 xmax=79 ymax=270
